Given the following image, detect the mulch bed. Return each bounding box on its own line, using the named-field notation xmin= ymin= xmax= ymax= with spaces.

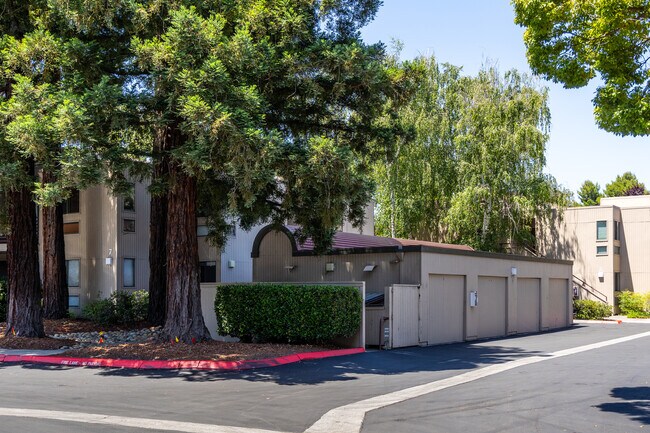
xmin=0 ymin=319 xmax=334 ymax=361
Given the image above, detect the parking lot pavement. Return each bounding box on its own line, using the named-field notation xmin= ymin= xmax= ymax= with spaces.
xmin=0 ymin=323 xmax=649 ymax=433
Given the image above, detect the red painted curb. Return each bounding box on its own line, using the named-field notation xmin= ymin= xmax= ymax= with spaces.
xmin=0 ymin=347 xmax=365 ymax=371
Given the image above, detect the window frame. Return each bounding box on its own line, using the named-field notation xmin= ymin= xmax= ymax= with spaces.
xmin=123 ymin=218 xmax=136 ymax=233
xmin=66 ymin=259 xmax=81 ymax=287
xmin=63 ymin=221 xmax=80 ymax=235
xmin=596 ymin=245 xmax=608 ymax=256
xmin=63 ymin=190 xmax=80 ymax=214
xmin=123 ymin=257 xmax=136 ymax=288
xmin=199 ymin=261 xmax=217 ymax=283
xmin=123 ymin=184 xmax=135 ymax=212
xmin=596 ymin=220 xmax=607 ymax=241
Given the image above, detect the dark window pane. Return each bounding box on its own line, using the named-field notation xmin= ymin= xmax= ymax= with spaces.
xmin=64 ymin=190 xmax=80 ymax=214
xmin=199 ymin=261 xmax=217 ymax=283
xmin=123 ymin=184 xmax=135 ymax=211
xmin=123 ymin=218 xmax=136 ymax=233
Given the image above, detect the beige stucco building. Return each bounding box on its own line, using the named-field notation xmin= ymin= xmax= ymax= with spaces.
xmin=0 ymin=184 xmax=374 ymax=313
xmin=253 ymin=225 xmax=573 ymax=348
xmin=538 ymin=195 xmax=650 ymax=305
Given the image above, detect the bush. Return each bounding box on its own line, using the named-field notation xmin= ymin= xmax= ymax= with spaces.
xmin=573 ymin=299 xmax=612 ymax=320
xmin=215 ymin=284 xmax=362 ymax=344
xmin=616 ymin=291 xmax=650 ymax=318
xmin=0 ymin=278 xmax=7 ymax=322
xmin=83 ymin=290 xmax=149 ymax=325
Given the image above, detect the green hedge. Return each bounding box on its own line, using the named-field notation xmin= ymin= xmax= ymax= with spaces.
xmin=0 ymin=278 xmax=6 ymax=322
xmin=83 ymin=290 xmax=149 ymax=325
xmin=215 ymin=284 xmax=362 ymax=344
xmin=573 ymin=299 xmax=612 ymax=320
xmin=616 ymin=291 xmax=650 ymax=318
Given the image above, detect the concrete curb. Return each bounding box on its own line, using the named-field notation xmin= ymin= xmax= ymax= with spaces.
xmin=0 ymin=347 xmax=365 ymax=371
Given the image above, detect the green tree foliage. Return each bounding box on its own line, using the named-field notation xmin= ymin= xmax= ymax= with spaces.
xmin=513 ymin=0 xmax=650 ymax=136
xmin=604 ymin=172 xmax=647 ymax=197
xmin=129 ymin=0 xmax=405 ymax=341
xmin=374 ymin=58 xmax=568 ymax=252
xmin=577 ymin=180 xmax=602 ymax=206
xmin=374 ymin=56 xmax=461 ymax=240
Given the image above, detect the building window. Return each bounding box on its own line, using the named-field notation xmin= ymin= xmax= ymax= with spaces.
xmin=597 ymin=245 xmax=608 ymax=256
xmin=197 ymin=225 xmax=209 ymax=237
xmin=63 ymin=221 xmax=80 ymax=234
xmin=228 ymin=224 xmax=236 ymax=237
xmin=123 ymin=218 xmax=136 ymax=233
xmin=614 ymin=272 xmax=621 ymax=291
xmin=66 ymin=259 xmax=80 ymax=287
xmin=123 ymin=185 xmax=135 ymax=211
xmin=68 ymin=295 xmax=80 ymax=308
xmin=199 ymin=261 xmax=217 ymax=283
xmin=596 ymin=221 xmax=607 ymax=240
xmin=614 ymin=246 xmax=621 ymax=255
xmin=614 ymin=221 xmax=621 ymax=241
xmin=63 ymin=190 xmax=80 ymax=214
xmin=123 ymin=258 xmax=135 ymax=287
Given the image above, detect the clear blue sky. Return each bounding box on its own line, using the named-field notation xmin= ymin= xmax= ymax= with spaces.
xmin=361 ymin=0 xmax=650 ymax=196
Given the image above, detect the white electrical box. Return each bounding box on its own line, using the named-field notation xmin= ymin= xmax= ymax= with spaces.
xmin=228 ymin=260 xmax=236 ymax=268
xmin=105 ymin=257 xmax=113 ymax=266
xmin=469 ymin=291 xmax=478 ymax=307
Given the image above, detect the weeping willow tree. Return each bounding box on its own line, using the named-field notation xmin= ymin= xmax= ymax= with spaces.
xmin=374 ymin=57 xmax=569 ymax=252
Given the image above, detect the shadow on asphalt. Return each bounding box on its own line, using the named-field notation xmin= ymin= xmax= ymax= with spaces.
xmin=5 ymin=326 xmax=591 ymax=384
xmin=91 ymin=340 xmax=548 ymax=384
xmin=597 ymin=387 xmax=650 ymax=425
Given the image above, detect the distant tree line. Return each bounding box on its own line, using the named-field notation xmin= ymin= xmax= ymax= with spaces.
xmin=577 ymin=172 xmax=648 ymax=207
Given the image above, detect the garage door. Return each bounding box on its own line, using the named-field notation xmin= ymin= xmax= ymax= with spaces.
xmin=477 ymin=276 xmax=507 ymax=339
xmin=548 ymin=278 xmax=570 ymax=329
xmin=420 ymin=274 xmax=465 ymax=345
xmin=517 ymin=278 xmax=540 ymax=334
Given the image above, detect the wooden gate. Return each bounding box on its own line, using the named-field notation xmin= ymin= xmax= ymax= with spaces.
xmin=388 ymin=284 xmax=420 ymax=349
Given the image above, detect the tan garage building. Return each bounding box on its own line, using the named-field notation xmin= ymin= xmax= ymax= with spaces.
xmin=252 ymin=225 xmax=573 ymax=349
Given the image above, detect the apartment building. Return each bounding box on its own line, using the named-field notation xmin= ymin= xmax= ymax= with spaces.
xmin=0 ymin=183 xmax=374 ymax=312
xmin=538 ymin=195 xmax=650 ymax=305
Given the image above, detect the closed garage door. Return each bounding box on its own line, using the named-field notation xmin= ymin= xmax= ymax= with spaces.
xmin=421 ymin=274 xmax=465 ymax=345
xmin=477 ymin=276 xmax=507 ymax=339
xmin=548 ymin=278 xmax=570 ymax=329
xmin=517 ymin=278 xmax=540 ymax=333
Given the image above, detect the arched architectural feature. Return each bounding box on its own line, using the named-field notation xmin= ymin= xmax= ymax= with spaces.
xmin=250 ymin=225 xmax=299 ymax=258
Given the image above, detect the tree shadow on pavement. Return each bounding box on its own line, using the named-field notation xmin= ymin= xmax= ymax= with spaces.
xmin=597 ymin=387 xmax=650 ymax=425
xmin=89 ymin=340 xmax=548 ymax=385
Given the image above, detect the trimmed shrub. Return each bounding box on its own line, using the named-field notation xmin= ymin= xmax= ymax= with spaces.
xmin=83 ymin=290 xmax=149 ymax=325
xmin=215 ymin=284 xmax=362 ymax=344
xmin=616 ymin=291 xmax=650 ymax=318
xmin=0 ymin=278 xmax=6 ymax=322
xmin=573 ymin=299 xmax=612 ymax=320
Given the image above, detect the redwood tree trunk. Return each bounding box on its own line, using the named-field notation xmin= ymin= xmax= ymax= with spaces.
xmin=162 ymin=152 xmax=210 ymax=343
xmin=42 ymin=170 xmax=68 ymax=319
xmin=5 ymin=161 xmax=44 ymax=337
xmin=148 ymin=127 xmax=170 ymax=326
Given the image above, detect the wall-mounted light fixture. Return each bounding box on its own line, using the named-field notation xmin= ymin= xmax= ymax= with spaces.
xmin=363 ymin=264 xmax=376 ymax=272
xmin=325 ymin=262 xmax=335 ymax=272
xmin=228 ymin=260 xmax=236 ymax=269
xmin=511 ymin=266 xmax=518 ymax=277
xmin=597 ymin=270 xmax=605 ymax=280
xmin=105 ymin=248 xmax=113 ymax=266
xmin=284 ymin=265 xmax=296 ymax=271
